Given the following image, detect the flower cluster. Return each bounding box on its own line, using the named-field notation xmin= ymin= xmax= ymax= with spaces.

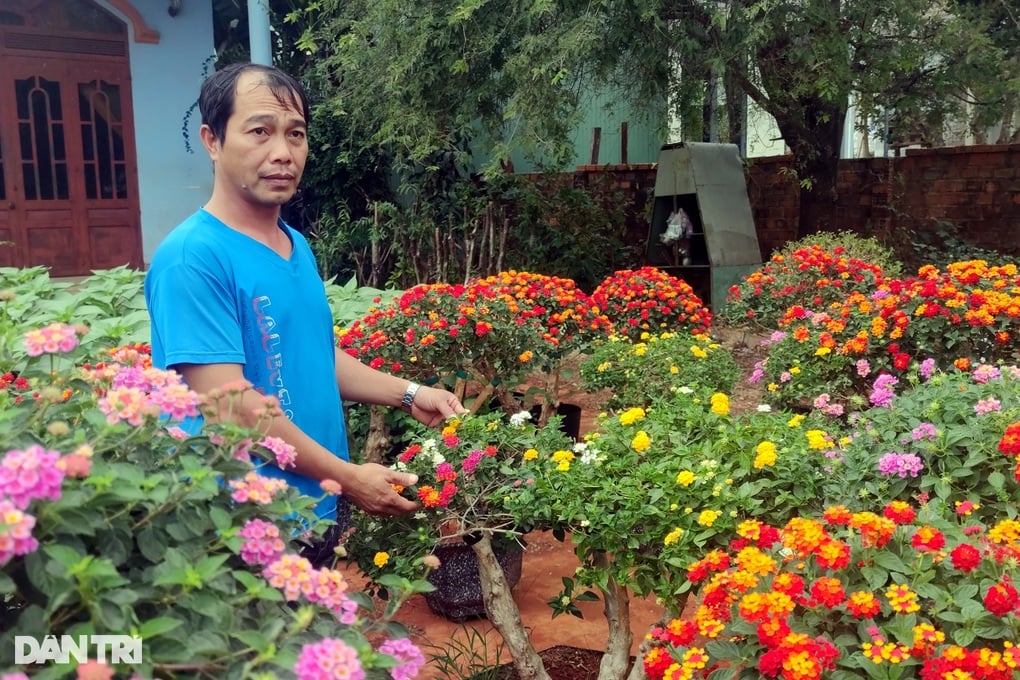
xmin=723 ymin=232 xmax=894 ymax=328
xmin=753 ymin=259 xmax=1020 ymax=409
xmin=343 ymin=411 xmax=576 ymax=583
xmin=0 ymin=317 xmax=422 ymax=677
xmin=644 ymin=499 xmax=1020 ymax=680
xmin=338 ymin=271 xmax=610 ymax=412
xmin=590 ymin=266 xmax=712 ymax=341
xmin=579 ymin=331 xmax=739 ymax=411
xmin=837 ymin=362 xmax=1020 ymax=524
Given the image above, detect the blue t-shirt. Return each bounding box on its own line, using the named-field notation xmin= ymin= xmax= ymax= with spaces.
xmin=145 ymin=209 xmax=347 ymax=519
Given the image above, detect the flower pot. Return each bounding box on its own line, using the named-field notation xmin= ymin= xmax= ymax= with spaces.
xmin=424 ymin=541 xmax=524 ymax=622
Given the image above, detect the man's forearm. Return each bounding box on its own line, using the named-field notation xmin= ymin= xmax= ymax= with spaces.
xmin=207 ymin=386 xmax=359 ymax=488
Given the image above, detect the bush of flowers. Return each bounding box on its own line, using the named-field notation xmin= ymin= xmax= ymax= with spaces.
xmin=590 ymin=267 xmax=712 ymax=342
xmin=721 ymin=231 xmax=898 ymax=329
xmin=752 ymin=260 xmax=1020 ymax=410
xmin=833 ymin=361 xmax=1020 ymax=523
xmin=1 ymin=320 xmax=423 ymax=677
xmin=642 ymin=498 xmax=1020 ymax=680
xmin=502 ymin=384 xmax=849 ymax=678
xmin=340 ymin=410 xmax=576 ymax=678
xmin=338 ymin=271 xmax=610 ymax=415
xmin=578 ymin=331 xmax=740 ymax=411
xmin=342 ymin=410 xmax=575 ymax=583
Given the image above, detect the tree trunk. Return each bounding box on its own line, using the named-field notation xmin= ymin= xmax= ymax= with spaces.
xmin=796 ymin=153 xmax=841 ymax=238
xmin=596 ymin=553 xmax=633 ymax=680
xmin=361 ymin=404 xmax=389 ymax=464
xmin=778 ymin=97 xmax=846 ymax=238
xmin=472 ymin=532 xmax=550 ymax=680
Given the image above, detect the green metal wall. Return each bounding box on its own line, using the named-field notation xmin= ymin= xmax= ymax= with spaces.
xmin=511 ymin=86 xmax=667 ymax=172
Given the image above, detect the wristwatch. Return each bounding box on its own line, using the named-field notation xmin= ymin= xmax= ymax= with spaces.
xmin=401 ymin=382 xmax=421 ymax=413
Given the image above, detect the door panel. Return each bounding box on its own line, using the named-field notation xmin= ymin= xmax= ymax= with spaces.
xmin=0 ymin=56 xmax=141 ymax=276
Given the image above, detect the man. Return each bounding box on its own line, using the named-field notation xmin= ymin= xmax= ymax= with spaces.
xmin=145 ymin=63 xmax=465 ymax=559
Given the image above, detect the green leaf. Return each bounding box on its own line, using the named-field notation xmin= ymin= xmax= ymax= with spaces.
xmin=871 ymin=551 xmax=908 ymax=575
xmin=233 ymin=630 xmax=272 ymax=654
xmin=44 ymin=544 xmax=82 ymax=570
xmin=953 ymin=627 xmax=976 ymax=647
xmin=138 ymin=616 xmax=184 ymax=639
xmin=210 ymin=506 xmax=234 ymax=532
xmin=136 ymin=526 xmax=167 ymax=563
xmin=987 ymin=470 xmax=1005 ymax=491
xmin=972 ymin=615 xmax=1008 ymax=640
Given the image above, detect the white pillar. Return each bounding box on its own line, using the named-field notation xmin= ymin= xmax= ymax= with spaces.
xmin=247 ymin=0 xmax=272 ymax=65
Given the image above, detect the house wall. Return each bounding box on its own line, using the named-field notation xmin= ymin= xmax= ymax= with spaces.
xmin=100 ymin=0 xmax=216 ymax=265
xmin=562 ymin=143 xmax=1020 ymax=264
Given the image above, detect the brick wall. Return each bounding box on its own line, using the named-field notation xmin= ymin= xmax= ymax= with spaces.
xmin=554 ymin=144 xmax=1020 ymax=263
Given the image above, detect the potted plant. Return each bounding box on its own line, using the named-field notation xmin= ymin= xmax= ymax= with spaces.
xmin=342 ymin=409 xmax=576 ymax=679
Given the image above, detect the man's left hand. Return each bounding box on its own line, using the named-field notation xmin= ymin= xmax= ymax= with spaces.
xmin=409 ymin=386 xmax=468 ymax=427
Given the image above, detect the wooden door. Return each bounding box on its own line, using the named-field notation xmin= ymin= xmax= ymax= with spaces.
xmin=0 ymin=2 xmax=142 ymax=276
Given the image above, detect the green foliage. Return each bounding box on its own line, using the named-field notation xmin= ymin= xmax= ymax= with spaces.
xmin=423 ymin=625 xmax=507 ymax=680
xmin=0 ymin=267 xmax=149 ymax=374
xmin=0 ymin=270 xmax=430 ymax=677
xmin=579 ymin=331 xmax=740 ymax=411
xmin=322 ymin=275 xmax=401 ymax=329
xmin=341 ymin=411 xmax=576 ymax=587
xmin=904 ymin=220 xmax=1009 ymax=273
xmin=835 ymin=364 xmax=1020 ymax=521
xmin=511 ymin=391 xmax=841 ymax=609
xmin=501 ymin=173 xmax=643 ymax=293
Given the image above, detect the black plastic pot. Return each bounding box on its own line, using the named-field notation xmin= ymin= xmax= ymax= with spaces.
xmin=424 ymin=542 xmax=524 ymax=622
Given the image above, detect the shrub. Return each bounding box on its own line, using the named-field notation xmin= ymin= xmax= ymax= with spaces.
xmin=338 ymin=271 xmax=610 ymax=414
xmin=754 ymin=260 xmax=1020 ymax=410
xmin=578 ymin=331 xmax=740 ymax=411
xmin=835 ymin=361 xmax=1020 ymax=523
xmin=722 ymin=231 xmax=896 ymax=329
xmin=643 ymin=499 xmax=1020 ymax=679
xmin=590 ymin=266 xmax=712 ymax=342
xmin=0 ymin=337 xmax=421 ymax=678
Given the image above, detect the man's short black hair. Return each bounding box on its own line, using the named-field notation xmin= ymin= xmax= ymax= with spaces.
xmin=199 ymin=63 xmax=310 ymax=142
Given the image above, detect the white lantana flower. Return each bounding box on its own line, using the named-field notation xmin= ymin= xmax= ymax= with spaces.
xmin=509 ymin=410 xmax=533 ymax=427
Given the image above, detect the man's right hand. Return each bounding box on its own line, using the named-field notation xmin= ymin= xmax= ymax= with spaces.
xmin=344 ymin=463 xmax=419 ymax=516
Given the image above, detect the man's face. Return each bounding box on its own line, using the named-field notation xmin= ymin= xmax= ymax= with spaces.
xmin=207 ymin=71 xmax=308 ymax=209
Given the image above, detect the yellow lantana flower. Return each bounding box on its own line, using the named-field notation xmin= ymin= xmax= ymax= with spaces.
xmin=698 ymin=510 xmax=721 ymax=527
xmin=754 ymin=441 xmax=777 ymax=469
xmin=676 ymin=470 xmax=696 ymax=486
xmin=664 ymin=528 xmax=684 ymax=545
xmin=631 ymin=431 xmax=651 ymax=452
xmin=373 ymin=552 xmax=389 ymax=568
xmin=710 ymin=393 xmax=730 ymax=415
xmin=619 ymin=407 xmax=646 ymax=425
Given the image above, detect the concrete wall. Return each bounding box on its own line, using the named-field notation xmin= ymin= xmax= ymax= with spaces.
xmin=100 ymin=0 xmax=216 ymax=265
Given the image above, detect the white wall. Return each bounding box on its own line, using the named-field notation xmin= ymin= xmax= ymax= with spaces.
xmin=99 ymin=0 xmax=216 ymax=265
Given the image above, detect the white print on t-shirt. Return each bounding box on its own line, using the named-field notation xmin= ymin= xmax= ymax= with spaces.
xmin=252 ymin=295 xmax=294 ymax=420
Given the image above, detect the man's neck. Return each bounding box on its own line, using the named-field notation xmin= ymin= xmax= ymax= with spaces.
xmin=203 ymin=195 xmax=282 ymax=238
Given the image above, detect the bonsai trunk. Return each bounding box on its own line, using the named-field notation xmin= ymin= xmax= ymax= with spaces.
xmin=361 ymin=404 xmax=390 ymax=464
xmin=471 ymin=531 xmax=550 ymax=680
xmin=596 ymin=552 xmax=633 ymax=680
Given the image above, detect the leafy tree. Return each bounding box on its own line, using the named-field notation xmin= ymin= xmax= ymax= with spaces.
xmin=288 ymin=0 xmax=1015 ymax=239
